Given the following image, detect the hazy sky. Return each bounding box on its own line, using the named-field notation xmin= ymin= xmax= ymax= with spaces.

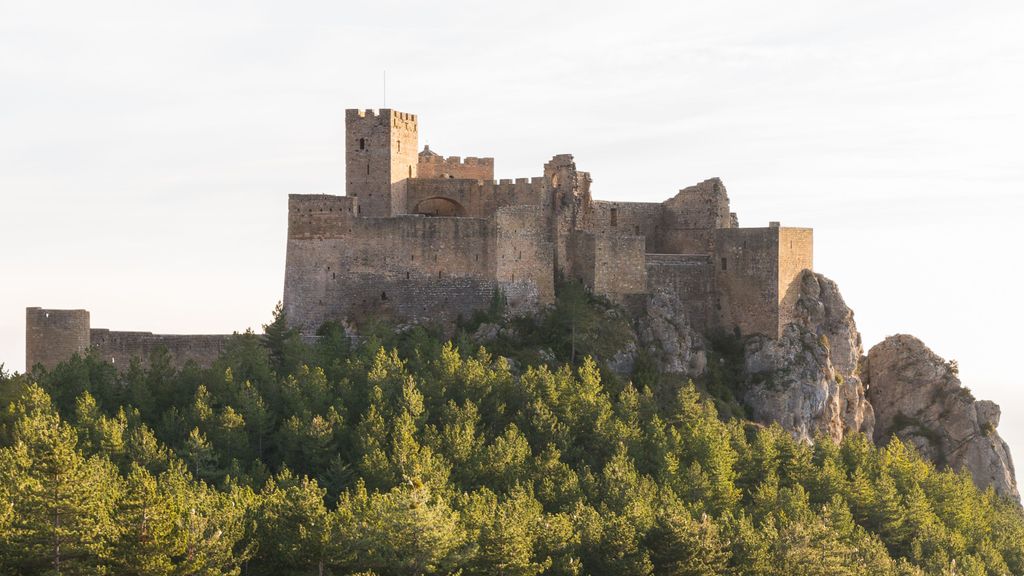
xmin=2 ymin=1 xmax=1022 ymax=465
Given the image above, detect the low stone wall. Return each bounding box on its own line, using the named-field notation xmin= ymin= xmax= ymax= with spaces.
xmin=89 ymin=330 xmax=232 ymax=369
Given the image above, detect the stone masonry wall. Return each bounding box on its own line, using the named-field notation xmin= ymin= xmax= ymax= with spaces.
xmin=659 ymin=178 xmax=733 ymax=254
xmin=586 ymin=200 xmax=663 ymax=252
xmin=289 ymin=195 xmax=359 ymax=237
xmin=777 ymin=228 xmax=814 ymax=330
xmin=714 ymin=227 xmax=781 ymax=337
xmin=645 ymin=254 xmax=715 ymax=333
xmin=571 ymin=232 xmax=647 ymax=302
xmin=25 ymin=308 xmax=91 ymax=371
xmin=90 ymin=330 xmax=232 ymax=369
xmin=26 ymin=307 xmax=231 ymax=371
xmin=285 ymin=190 xmax=558 ymax=333
xmin=417 ymin=153 xmax=494 ymax=180
xmin=406 ymin=177 xmax=545 ymax=219
xmin=495 ymin=205 xmax=555 ymax=307
xmin=345 ymin=109 xmax=418 ymax=217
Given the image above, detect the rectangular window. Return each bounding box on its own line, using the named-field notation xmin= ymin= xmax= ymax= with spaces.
xmin=721 ymin=258 xmax=728 ymax=271
xmin=610 ymin=208 xmax=618 ymax=227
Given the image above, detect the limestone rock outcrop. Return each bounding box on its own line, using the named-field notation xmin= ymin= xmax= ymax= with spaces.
xmin=742 ymin=272 xmax=874 ymax=442
xmin=633 ymin=288 xmax=707 ymax=379
xmin=865 ymin=335 xmax=1018 ymax=499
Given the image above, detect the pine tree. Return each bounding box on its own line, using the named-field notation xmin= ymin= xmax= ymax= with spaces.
xmin=111 ymin=464 xmax=176 ymax=575
xmin=251 ymin=470 xmax=330 ymax=575
xmin=1 ymin=387 xmax=120 ymax=575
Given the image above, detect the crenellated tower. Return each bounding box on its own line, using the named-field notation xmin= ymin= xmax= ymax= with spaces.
xmin=345 ymin=109 xmax=419 ymax=217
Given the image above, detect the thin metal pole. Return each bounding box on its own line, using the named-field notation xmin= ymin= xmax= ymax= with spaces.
xmin=383 ymin=70 xmax=387 ymax=108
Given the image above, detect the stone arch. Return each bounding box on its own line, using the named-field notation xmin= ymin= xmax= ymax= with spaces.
xmin=413 ymin=196 xmax=466 ymax=217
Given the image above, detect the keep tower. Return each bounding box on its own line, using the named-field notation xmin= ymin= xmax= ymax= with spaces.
xmin=345 ymin=109 xmax=419 ymax=217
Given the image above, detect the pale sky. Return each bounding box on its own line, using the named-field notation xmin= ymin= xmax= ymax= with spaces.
xmin=2 ymin=1 xmax=1023 ymax=467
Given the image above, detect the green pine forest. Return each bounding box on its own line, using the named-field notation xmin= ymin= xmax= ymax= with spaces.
xmin=2 ymin=287 xmax=1024 ymax=575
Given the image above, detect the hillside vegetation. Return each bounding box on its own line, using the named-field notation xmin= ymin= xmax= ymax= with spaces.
xmin=2 ymin=301 xmax=1023 ymax=575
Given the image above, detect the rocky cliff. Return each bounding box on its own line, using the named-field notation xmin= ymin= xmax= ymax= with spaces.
xmin=634 ymin=288 xmax=707 ymax=379
xmin=864 ymin=335 xmax=1018 ymax=499
xmin=741 ymin=272 xmax=874 ymax=443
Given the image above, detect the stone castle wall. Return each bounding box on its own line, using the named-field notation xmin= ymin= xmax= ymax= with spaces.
xmin=659 ymin=178 xmax=734 ymax=254
xmin=284 ymin=194 xmax=551 ymax=332
xmin=90 ymin=330 xmax=231 ymax=368
xmin=645 ymin=255 xmax=715 ymax=333
xmin=713 ymin=226 xmax=814 ymax=338
xmin=778 ymin=228 xmax=815 ymax=330
xmin=417 ymin=152 xmax=494 ymax=180
xmin=586 ymin=200 xmax=663 ymax=252
xmin=571 ymin=232 xmax=647 ymax=302
xmin=495 ymin=205 xmax=556 ymax=306
xmin=26 ymin=307 xmax=230 ymax=371
xmin=714 ymin=227 xmax=781 ymax=337
xmin=406 ymin=177 xmax=546 ymax=218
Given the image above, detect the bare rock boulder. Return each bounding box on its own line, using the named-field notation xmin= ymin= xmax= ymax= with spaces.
xmin=865 ymin=334 xmax=1018 ymax=499
xmin=742 ymin=272 xmax=874 ymax=442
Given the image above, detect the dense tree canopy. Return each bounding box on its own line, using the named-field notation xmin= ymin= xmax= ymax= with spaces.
xmin=2 ymin=300 xmax=1023 ymax=575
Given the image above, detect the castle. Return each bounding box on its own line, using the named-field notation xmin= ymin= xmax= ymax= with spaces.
xmin=26 ymin=108 xmax=813 ymax=370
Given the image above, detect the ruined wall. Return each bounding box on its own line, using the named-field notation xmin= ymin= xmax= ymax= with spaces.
xmin=25 ymin=308 xmax=91 ymax=371
xmin=345 ymin=109 xmax=418 ymax=217
xmin=586 ymin=200 xmax=663 ymax=252
xmin=659 ymin=177 xmax=733 ymax=254
xmin=645 ymin=255 xmax=715 ymax=333
xmin=495 ymin=205 xmax=555 ymax=308
xmin=406 ymin=177 xmax=545 ymax=219
xmin=546 ymin=155 xmax=589 ymax=277
xmin=90 ymin=330 xmax=232 ymax=369
xmin=777 ymin=227 xmax=814 ymax=329
xmin=417 ymin=152 xmax=494 ymax=180
xmin=714 ymin=228 xmax=781 ymax=337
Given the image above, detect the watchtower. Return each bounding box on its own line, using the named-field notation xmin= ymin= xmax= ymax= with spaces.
xmin=345 ymin=109 xmax=419 ymax=217
xmin=25 ymin=307 xmax=91 ymax=371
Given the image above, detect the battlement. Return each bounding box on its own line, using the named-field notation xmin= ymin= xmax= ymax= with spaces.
xmin=346 ymin=108 xmax=418 ymax=122
xmin=418 ymin=153 xmax=493 ymax=167
xmin=417 ymin=146 xmax=494 ymax=180
xmin=479 ymin=177 xmax=546 ymax=195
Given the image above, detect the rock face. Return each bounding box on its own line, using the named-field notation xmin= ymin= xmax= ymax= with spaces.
xmin=865 ymin=335 xmax=1018 ymax=499
xmin=742 ymin=272 xmax=874 ymax=442
xmin=634 ymin=288 xmax=707 ymax=379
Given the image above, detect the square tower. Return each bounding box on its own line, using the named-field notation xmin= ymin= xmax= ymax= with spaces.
xmin=345 ymin=109 xmax=419 ymax=217
xmin=713 ymin=226 xmax=813 ymax=338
